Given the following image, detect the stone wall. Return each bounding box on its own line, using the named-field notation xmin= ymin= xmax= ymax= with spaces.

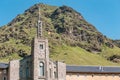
xmin=66 ymin=73 xmax=120 ymax=80
xmin=32 ymin=37 xmax=66 ymax=80
xmin=0 ymin=69 xmax=2 ymax=80
xmin=9 ymin=60 xmax=20 ymax=80
xmin=0 ymin=69 xmax=8 ymax=80
xmin=57 ymin=61 xmax=66 ymax=80
xmin=32 ymin=37 xmax=50 ymax=80
xmin=19 ymin=56 xmax=32 ymax=80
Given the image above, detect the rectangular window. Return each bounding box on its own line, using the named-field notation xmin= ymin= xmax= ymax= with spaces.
xmin=20 ymin=70 xmax=23 ymax=78
xmin=50 ymin=69 xmax=52 ymax=78
xmin=26 ymin=67 xmax=29 ymax=78
xmin=3 ymin=77 xmax=6 ymax=80
xmin=3 ymin=70 xmax=6 ymax=74
xmin=54 ymin=72 xmax=57 ymax=78
xmin=40 ymin=44 xmax=43 ymax=49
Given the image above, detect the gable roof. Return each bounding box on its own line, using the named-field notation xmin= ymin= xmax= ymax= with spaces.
xmin=0 ymin=63 xmax=8 ymax=69
xmin=66 ymin=65 xmax=120 ymax=74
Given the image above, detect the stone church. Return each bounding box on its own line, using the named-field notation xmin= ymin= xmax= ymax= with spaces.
xmin=9 ymin=8 xmax=66 ymax=80
xmin=0 ymin=8 xmax=66 ymax=80
xmin=1 ymin=7 xmax=120 ymax=80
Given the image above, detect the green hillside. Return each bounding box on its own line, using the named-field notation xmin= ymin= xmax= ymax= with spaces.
xmin=50 ymin=45 xmax=120 ymax=66
xmin=0 ymin=3 xmax=120 ymax=66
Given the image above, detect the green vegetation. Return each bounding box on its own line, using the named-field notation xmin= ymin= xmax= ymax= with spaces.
xmin=50 ymin=45 xmax=120 ymax=66
xmin=0 ymin=53 xmax=21 ymax=62
xmin=100 ymin=46 xmax=120 ymax=58
xmin=0 ymin=3 xmax=120 ymax=66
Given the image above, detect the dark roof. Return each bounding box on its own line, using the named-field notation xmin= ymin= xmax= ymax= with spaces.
xmin=0 ymin=63 xmax=8 ymax=69
xmin=66 ymin=65 xmax=120 ymax=73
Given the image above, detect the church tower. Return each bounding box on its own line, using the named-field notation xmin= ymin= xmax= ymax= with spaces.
xmin=32 ymin=7 xmax=50 ymax=80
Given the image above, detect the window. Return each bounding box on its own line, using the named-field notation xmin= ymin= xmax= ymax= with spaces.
xmin=77 ymin=74 xmax=80 ymax=77
xmin=26 ymin=67 xmax=29 ymax=78
xmin=3 ymin=70 xmax=6 ymax=74
xmin=3 ymin=77 xmax=6 ymax=80
xmin=50 ymin=69 xmax=52 ymax=78
xmin=39 ymin=62 xmax=44 ymax=76
xmin=20 ymin=70 xmax=23 ymax=78
xmin=54 ymin=71 xmax=57 ymax=78
xmin=40 ymin=44 xmax=43 ymax=49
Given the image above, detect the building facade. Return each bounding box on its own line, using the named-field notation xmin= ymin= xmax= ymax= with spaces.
xmin=66 ymin=65 xmax=120 ymax=80
xmin=8 ymin=8 xmax=66 ymax=80
xmin=1 ymin=63 xmax=120 ymax=80
xmin=8 ymin=36 xmax=66 ymax=80
xmin=0 ymin=7 xmax=120 ymax=80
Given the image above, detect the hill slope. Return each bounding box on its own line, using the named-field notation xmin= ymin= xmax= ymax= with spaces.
xmin=0 ymin=3 xmax=120 ymax=66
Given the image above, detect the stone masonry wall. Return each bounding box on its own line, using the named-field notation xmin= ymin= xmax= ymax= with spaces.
xmin=9 ymin=60 xmax=20 ymax=80
xmin=19 ymin=56 xmax=32 ymax=80
xmin=57 ymin=61 xmax=66 ymax=80
xmin=66 ymin=73 xmax=120 ymax=80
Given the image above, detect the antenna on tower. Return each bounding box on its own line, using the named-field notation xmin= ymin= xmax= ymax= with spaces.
xmin=37 ymin=6 xmax=42 ymax=38
xmin=38 ymin=7 xmax=41 ymax=21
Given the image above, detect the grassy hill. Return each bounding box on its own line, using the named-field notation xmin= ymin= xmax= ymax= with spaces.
xmin=0 ymin=3 xmax=120 ymax=66
xmin=50 ymin=45 xmax=120 ymax=66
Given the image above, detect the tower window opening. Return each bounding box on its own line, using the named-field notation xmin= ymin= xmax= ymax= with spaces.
xmin=40 ymin=44 xmax=43 ymax=49
xmin=39 ymin=62 xmax=44 ymax=76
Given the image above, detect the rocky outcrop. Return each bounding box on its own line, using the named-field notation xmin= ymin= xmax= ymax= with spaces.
xmin=108 ymin=55 xmax=120 ymax=63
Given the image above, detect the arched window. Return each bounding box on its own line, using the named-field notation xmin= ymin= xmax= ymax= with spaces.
xmin=39 ymin=62 xmax=44 ymax=76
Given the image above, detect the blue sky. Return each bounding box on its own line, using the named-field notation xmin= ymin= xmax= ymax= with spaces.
xmin=0 ymin=0 xmax=120 ymax=39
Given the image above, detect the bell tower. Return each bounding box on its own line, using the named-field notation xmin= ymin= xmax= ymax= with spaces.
xmin=32 ymin=7 xmax=50 ymax=80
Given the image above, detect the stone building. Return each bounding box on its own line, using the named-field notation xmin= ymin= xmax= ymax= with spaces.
xmin=66 ymin=65 xmax=120 ymax=80
xmin=1 ymin=63 xmax=120 ymax=80
xmin=8 ymin=7 xmax=66 ymax=80
xmin=0 ymin=7 xmax=120 ymax=80
xmin=0 ymin=63 xmax=8 ymax=80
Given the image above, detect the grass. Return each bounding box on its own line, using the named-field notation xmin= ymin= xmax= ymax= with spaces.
xmin=50 ymin=45 xmax=120 ymax=66
xmin=100 ymin=46 xmax=120 ymax=58
xmin=1 ymin=44 xmax=120 ymax=66
xmin=0 ymin=39 xmax=120 ymax=66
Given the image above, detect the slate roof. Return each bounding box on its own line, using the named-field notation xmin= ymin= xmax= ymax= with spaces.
xmin=66 ymin=65 xmax=120 ymax=73
xmin=0 ymin=63 xmax=8 ymax=69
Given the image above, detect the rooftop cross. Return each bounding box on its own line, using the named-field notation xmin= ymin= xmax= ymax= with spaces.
xmin=37 ymin=7 xmax=42 ymax=38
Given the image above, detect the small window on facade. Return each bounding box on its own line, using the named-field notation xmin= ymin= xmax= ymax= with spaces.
xmin=77 ymin=74 xmax=80 ymax=77
xmin=50 ymin=69 xmax=52 ymax=78
xmin=54 ymin=71 xmax=57 ymax=78
xmin=92 ymin=74 xmax=94 ymax=77
xmin=3 ymin=77 xmax=6 ymax=80
xmin=26 ymin=67 xmax=29 ymax=78
xmin=3 ymin=70 xmax=6 ymax=74
xmin=20 ymin=70 xmax=23 ymax=78
xmin=39 ymin=62 xmax=44 ymax=76
xmin=40 ymin=44 xmax=43 ymax=49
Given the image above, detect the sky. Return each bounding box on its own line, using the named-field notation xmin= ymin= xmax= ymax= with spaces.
xmin=0 ymin=0 xmax=120 ymax=40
